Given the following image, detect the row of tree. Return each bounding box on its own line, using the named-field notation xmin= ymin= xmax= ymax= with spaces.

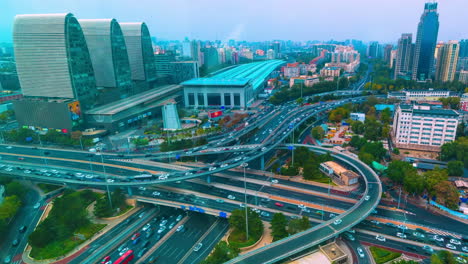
xmin=0 ymin=177 xmax=27 ymax=240
xmin=270 ymin=213 xmax=311 ymax=241
xmin=4 ymin=128 xmax=94 ymax=148
xmin=93 ymin=189 xmax=128 ymax=218
xmin=268 ymin=80 xmax=346 ymax=105
xmin=440 ymin=137 xmax=468 ymax=169
xmin=228 ymin=208 xmax=264 ymax=246
xmin=386 ymin=161 xmax=460 ymax=210
xmin=292 ymin=146 xmax=332 ymax=180
xmin=159 ymin=138 xmax=208 ymax=152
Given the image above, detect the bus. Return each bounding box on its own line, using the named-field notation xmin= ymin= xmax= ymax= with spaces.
xmin=113 ymin=250 xmax=134 ymax=264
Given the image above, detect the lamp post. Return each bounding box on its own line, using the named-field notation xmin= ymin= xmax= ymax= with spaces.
xmin=241 ymin=162 xmax=249 ymax=241
xmin=100 ymin=153 xmax=113 ymax=209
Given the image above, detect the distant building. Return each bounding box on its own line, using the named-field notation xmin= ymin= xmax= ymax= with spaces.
xmin=411 ymin=2 xmax=439 ymax=81
xmin=460 ymin=93 xmax=468 ymax=112
xmin=170 ymin=61 xmax=199 ymax=84
xmin=289 ymin=76 xmax=320 ymax=88
xmin=388 ymin=89 xmax=455 ymax=101
xmin=154 ymin=51 xmax=175 ymax=79
xmin=367 ymin=41 xmax=381 ymax=58
xmin=319 ymin=161 xmax=359 ymax=186
xmin=435 ymin=40 xmax=460 ymax=82
xmin=0 ymin=72 xmax=20 ymax=91
xmin=181 ymin=37 xmax=192 ymax=58
xmin=201 ymin=47 xmax=219 ymax=69
xmin=320 ymin=67 xmax=341 ymax=77
xmin=459 ymin=70 xmax=468 ymax=84
xmin=383 ymin=44 xmax=393 ymax=64
xmin=266 ymin=49 xmax=275 ymax=60
xmin=283 ymin=63 xmax=300 ymax=78
xmin=350 ymin=112 xmax=365 ymax=122
xmin=394 ymin=33 xmax=414 ymax=79
xmin=392 ymin=103 xmax=459 ymax=151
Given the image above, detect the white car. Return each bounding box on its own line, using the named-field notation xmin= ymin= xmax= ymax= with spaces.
xmin=152 ymin=191 xmax=161 ymax=196
xmin=106 ymin=178 xmax=115 ymax=183
xmin=333 ymin=219 xmax=342 ymax=225
xmin=119 ymin=248 xmax=129 ymax=256
xmin=24 ymin=170 xmax=31 ymax=174
xmin=176 ymin=215 xmax=183 ymax=222
xmin=138 ymin=187 xmax=146 ymax=191
xmin=375 ymin=235 xmax=386 ymax=242
xmin=260 ymin=211 xmax=270 ymax=217
xmin=450 ymin=239 xmax=461 ymax=245
xmin=446 ymin=243 xmax=456 ymax=250
xmin=33 ymin=202 xmax=41 ymax=209
xmin=357 ymin=247 xmax=365 ymax=258
xmin=185 ymin=172 xmax=193 ymax=176
xmin=176 ymin=225 xmax=184 ymax=232
xmin=433 ymin=235 xmax=444 ymax=242
xmin=271 ymin=179 xmax=279 ymax=184
xmin=462 ymin=246 xmax=468 ymax=253
xmin=397 ymin=224 xmax=407 ymax=230
xmin=157 ymin=226 xmax=166 ymax=234
xmin=160 ymin=220 xmax=168 ymax=226
xmin=6 ymin=146 xmax=13 ymax=149
xmin=298 ymin=204 xmax=305 ymax=209
xmin=142 ymin=223 xmax=151 ymax=232
xmin=364 ymin=195 xmax=370 ymax=201
xmin=227 ymin=195 xmax=236 ymax=200
xmin=158 ymin=174 xmax=168 ymax=180
xmin=261 ymin=147 xmax=267 ymax=151
xmin=396 ymin=232 xmax=407 ymax=239
xmin=208 ymin=167 xmax=217 ymax=171
xmin=220 ymin=164 xmax=229 ymax=168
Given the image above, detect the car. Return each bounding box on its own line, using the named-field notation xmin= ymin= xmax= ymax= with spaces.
xmin=234 ymin=157 xmax=242 ymax=162
xmin=357 ymin=247 xmax=365 ymax=258
xmin=176 ymin=225 xmax=184 ymax=232
xmin=344 ymin=233 xmax=355 ymax=241
xmin=432 ymin=235 xmax=444 ymax=242
xmin=462 ymin=246 xmax=468 ymax=253
xmin=160 ymin=219 xmax=168 ymax=226
xmin=142 ymin=223 xmax=151 ymax=232
xmin=298 ymin=204 xmax=305 ymax=209
xmin=168 ymin=222 xmax=175 ymax=229
xmin=119 ymin=248 xmax=129 ymax=256
xmin=152 ymin=191 xmax=161 ymax=196
xmin=397 ymin=224 xmax=407 ymax=230
xmin=185 ymin=172 xmax=193 ymax=176
xmin=375 ymin=235 xmax=386 ymax=242
xmin=422 ymin=245 xmax=434 ymax=254
xmin=333 ymin=219 xmax=342 ymax=225
xmin=227 ymin=195 xmax=235 ymax=200
xmin=138 ymin=187 xmax=146 ymax=191
xmin=106 ymin=178 xmax=115 ymax=183
xmin=158 ymin=174 xmax=168 ymax=180
xmin=456 ymin=257 xmax=468 ymax=264
xmin=131 ymin=233 xmax=140 ymax=240
xmin=271 ymin=179 xmax=279 ymax=184
xmin=396 ymin=232 xmax=407 ymax=239
xmin=413 ymin=232 xmax=425 ymax=238
xmin=137 ymin=248 xmax=148 ymax=258
xmin=216 ymin=199 xmax=224 ymax=203
xmin=12 ymin=239 xmax=19 ymax=246
xmin=19 ymin=225 xmax=27 ymax=233
xmin=208 ymin=167 xmax=217 ymax=171
xmin=220 ymin=163 xmax=229 ymax=168
xmin=261 ymin=147 xmax=267 ymax=151
xmin=450 ymin=239 xmax=461 ymax=245
xmin=370 ymin=220 xmax=380 ymax=225
xmin=239 ymin=203 xmax=245 ymax=208
xmin=157 ymin=226 xmax=166 ymax=234
xmin=193 ymin=243 xmax=203 ymax=252
xmin=3 ymin=256 xmax=11 ymax=264
xmin=24 ymin=170 xmax=31 ymax=174
xmin=275 ymin=202 xmax=284 ymax=207
xmin=446 ymin=244 xmax=456 ymax=250
xmin=364 ymin=195 xmax=370 ymax=201
xmin=101 ymin=256 xmax=111 ymax=264
xmin=260 ymin=211 xmax=270 ymax=217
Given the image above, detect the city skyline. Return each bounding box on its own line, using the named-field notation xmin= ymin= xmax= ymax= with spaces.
xmin=1 ymin=0 xmax=467 ymax=43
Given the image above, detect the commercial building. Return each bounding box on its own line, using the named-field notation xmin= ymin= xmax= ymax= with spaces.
xmin=289 ymin=76 xmax=320 ymax=88
xmin=283 ymin=63 xmax=300 ymax=78
xmin=319 ymin=161 xmax=359 ymax=186
xmin=154 ymin=51 xmax=175 ymax=79
xmin=392 ymin=103 xmax=459 ymax=151
xmin=459 ymin=70 xmax=468 ymax=84
xmin=457 ymin=39 xmax=468 ymax=71
xmin=170 ymin=61 xmax=199 ymax=84
xmin=435 ymin=40 xmax=460 ymax=82
xmin=182 ymin=60 xmax=284 ymax=109
xmin=78 ymin=19 xmax=133 ymax=103
xmin=388 ymin=89 xmax=455 ymax=101
xmin=13 ymin=13 xmax=98 ymax=109
xmin=394 ymin=33 xmax=414 ymax=79
xmin=411 ymin=2 xmax=439 ymax=81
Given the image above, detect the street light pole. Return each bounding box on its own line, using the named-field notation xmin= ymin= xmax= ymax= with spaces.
xmin=397 ymin=187 xmax=402 ymax=210
xmin=242 ymin=162 xmax=249 ymax=241
xmin=100 ymin=153 xmax=113 ymax=209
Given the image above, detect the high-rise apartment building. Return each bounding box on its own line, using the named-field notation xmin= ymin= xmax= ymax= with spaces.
xmin=78 ymin=19 xmax=133 ymax=102
xmin=182 ymin=37 xmax=192 ymax=58
xmin=367 ymin=41 xmax=380 ymax=58
xmin=394 ymin=34 xmax=414 ymax=79
xmin=411 ymin=2 xmax=439 ymax=81
xmin=13 ymin=13 xmax=97 ymax=108
xmin=202 ymin=47 xmax=219 ymax=69
xmin=457 ymin=39 xmax=468 ymax=71
xmin=435 ymin=40 xmax=460 ymax=82
xmin=383 ymin=44 xmax=393 ymax=64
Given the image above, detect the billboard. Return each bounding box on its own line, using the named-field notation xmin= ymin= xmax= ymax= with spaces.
xmin=209 ymin=110 xmax=223 ymax=118
xmin=68 ymin=101 xmax=81 ymax=121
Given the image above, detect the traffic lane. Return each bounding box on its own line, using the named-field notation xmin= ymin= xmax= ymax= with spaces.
xmin=147 ymin=213 xmax=217 ymax=264
xmin=105 ymin=207 xmax=183 ymax=263
xmin=346 ymin=238 xmax=372 ymax=264
xmin=0 ymin=186 xmax=40 ymax=262
xmin=355 ymin=232 xmax=431 ymax=258
xmin=183 ymin=219 xmax=230 ymax=264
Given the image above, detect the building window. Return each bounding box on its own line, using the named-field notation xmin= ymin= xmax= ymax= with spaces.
xmin=233 ymin=93 xmax=241 ymax=106
xmin=188 ymin=93 xmax=195 ymax=106
xmin=224 ymin=93 xmax=231 ymax=106
xmin=412 ymin=122 xmax=421 ymax=125
xmin=207 ymin=93 xmax=221 ymax=106
xmin=197 ymin=93 xmax=204 ymax=105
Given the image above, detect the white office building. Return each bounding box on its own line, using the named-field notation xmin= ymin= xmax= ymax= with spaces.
xmin=388 ymin=89 xmax=455 ymax=101
xmin=392 ymin=104 xmax=459 ymax=151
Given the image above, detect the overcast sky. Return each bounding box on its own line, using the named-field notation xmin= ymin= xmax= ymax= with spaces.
xmin=1 ymin=0 xmax=467 ymax=43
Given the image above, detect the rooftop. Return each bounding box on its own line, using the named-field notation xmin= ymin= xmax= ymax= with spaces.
xmin=399 ymin=104 xmax=459 ymax=117
xmin=182 ymin=60 xmax=284 ymax=91
xmin=86 ymin=85 xmax=181 ymax=115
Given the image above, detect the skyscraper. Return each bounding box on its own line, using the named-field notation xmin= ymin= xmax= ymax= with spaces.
xmin=383 ymin=44 xmax=393 ymax=64
xmin=182 ymin=37 xmax=192 ymax=58
xmin=13 ymin=13 xmax=97 ymax=108
xmin=367 ymin=41 xmax=380 ymax=58
xmin=435 ymin=40 xmax=460 ymax=82
xmin=78 ymin=19 xmax=133 ymax=102
xmin=394 ymin=34 xmax=414 ymax=79
xmin=457 ymin=39 xmax=468 ymax=71
xmin=411 ymin=2 xmax=439 ymax=81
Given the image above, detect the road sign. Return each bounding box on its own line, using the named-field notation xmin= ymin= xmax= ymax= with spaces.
xmin=175 ymin=154 xmax=180 ymax=159
xmin=288 ymin=145 xmax=294 ymax=150
xmin=197 ymin=208 xmax=205 ymax=213
xmin=219 ymin=212 xmax=227 ymax=218
xmin=189 ymin=206 xmax=196 ymax=211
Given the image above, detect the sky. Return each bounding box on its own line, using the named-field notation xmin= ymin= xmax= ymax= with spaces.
xmin=1 ymin=0 xmax=467 ymax=43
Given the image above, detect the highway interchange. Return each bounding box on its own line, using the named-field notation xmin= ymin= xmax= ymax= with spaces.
xmin=1 ymin=89 xmax=467 ymax=263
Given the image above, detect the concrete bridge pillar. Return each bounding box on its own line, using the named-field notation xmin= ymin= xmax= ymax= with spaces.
xmin=261 ymin=155 xmax=265 ymax=171
xmin=127 ymin=187 xmax=133 ymax=197
xmin=206 ymin=175 xmax=211 ymax=184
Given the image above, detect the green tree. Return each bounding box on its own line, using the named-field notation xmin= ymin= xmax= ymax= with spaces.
xmin=424 ymin=168 xmax=449 ymax=195
xmin=380 ymin=107 xmax=392 ymax=123
xmin=392 ymin=148 xmax=400 ymax=155
xmin=351 ymin=121 xmax=365 ymax=134
xmin=447 ymin=160 xmax=464 ymax=176
xmin=288 ymin=216 xmax=311 ymax=235
xmin=0 ymin=195 xmax=21 ymax=220
xmin=386 ymin=160 xmax=417 ymax=184
xmin=358 ymin=152 xmax=375 ymax=165
xmin=5 ymin=181 xmax=27 ymax=200
xmin=363 ymin=118 xmax=383 ymax=141
xmin=270 ymin=213 xmax=288 ymax=241
xmin=349 ymin=135 xmax=367 ymax=149
xmin=361 ymin=141 xmax=387 ymax=160
xmin=93 ymin=196 xmax=113 ymax=218
xmin=403 ymin=172 xmax=425 ymax=195
xmin=200 ymin=241 xmax=240 ymax=264
xmin=433 ymin=181 xmax=460 ymax=210
xmin=132 ymin=137 xmax=149 ymax=147
xmin=311 ymin=126 xmax=325 ymax=140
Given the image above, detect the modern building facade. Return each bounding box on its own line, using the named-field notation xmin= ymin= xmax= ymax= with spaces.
xmin=411 ymin=2 xmax=439 ymax=81
xmin=78 ymin=19 xmax=133 ymax=102
xmin=435 ymin=40 xmax=460 ymax=82
xmin=459 ymin=70 xmax=468 ymax=84
xmin=13 ymin=13 xmax=97 ymax=109
xmin=170 ymin=61 xmax=199 ymax=84
xmin=394 ymin=33 xmax=414 ymax=79
xmin=367 ymin=41 xmax=381 ymax=58
xmin=120 ymin=22 xmax=157 ymax=84
xmin=388 ymin=89 xmax=455 ymax=101
xmin=392 ymin=103 xmax=459 ymax=151
xmin=383 ymin=44 xmax=393 ymax=64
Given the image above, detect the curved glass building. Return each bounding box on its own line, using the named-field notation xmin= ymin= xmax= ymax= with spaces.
xmin=13 ymin=13 xmax=97 ymax=109
xmin=79 ymin=19 xmax=133 ymax=101
xmin=120 ymin=22 xmax=156 ymax=83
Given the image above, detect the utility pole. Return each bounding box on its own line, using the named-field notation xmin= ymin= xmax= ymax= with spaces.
xmin=100 ymin=153 xmax=113 ymax=209
xmin=241 ymin=162 xmax=249 ymax=241
xmin=397 ymin=187 xmax=402 ymax=210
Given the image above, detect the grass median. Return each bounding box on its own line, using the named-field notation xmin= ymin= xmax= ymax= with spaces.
xmin=369 ymin=246 xmax=401 ymax=264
